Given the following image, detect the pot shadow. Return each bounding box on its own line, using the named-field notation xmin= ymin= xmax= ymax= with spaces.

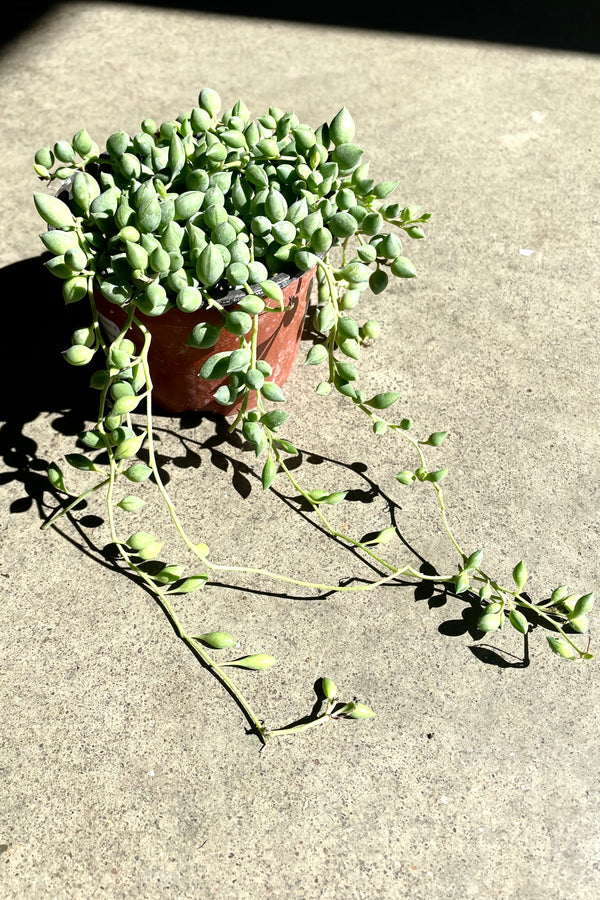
xmin=1 ymin=256 xmax=535 ymax=670
xmin=0 ymin=257 xmax=98 ymax=517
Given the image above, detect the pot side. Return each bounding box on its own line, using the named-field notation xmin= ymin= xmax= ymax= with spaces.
xmin=94 ymin=266 xmax=316 ymax=414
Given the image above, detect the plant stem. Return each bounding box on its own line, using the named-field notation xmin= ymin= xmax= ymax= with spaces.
xmin=133 ymin=319 xmax=436 ymax=595
xmin=267 ymin=713 xmax=333 ymax=737
xmin=101 ymin=383 xmax=269 ymax=744
xmin=41 ymin=476 xmax=111 ymax=530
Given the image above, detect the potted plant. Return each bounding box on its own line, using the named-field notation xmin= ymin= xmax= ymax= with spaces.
xmin=32 ymin=88 xmax=594 ymax=746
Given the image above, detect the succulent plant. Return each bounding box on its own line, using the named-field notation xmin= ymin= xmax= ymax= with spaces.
xmin=34 ymin=89 xmax=594 ymax=746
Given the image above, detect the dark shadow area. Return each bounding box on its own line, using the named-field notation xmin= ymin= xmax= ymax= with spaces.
xmin=0 ymin=1 xmax=56 ymax=55
xmin=469 ymin=637 xmax=530 ymax=668
xmin=0 ymin=256 xmax=97 ymax=426
xmin=0 ymin=256 xmax=99 ymax=517
xmin=2 ymin=0 xmax=598 ymax=57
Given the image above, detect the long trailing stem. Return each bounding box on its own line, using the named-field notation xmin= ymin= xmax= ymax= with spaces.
xmin=129 ymin=298 xmax=589 ymax=660
xmin=36 ymin=89 xmax=594 ymax=753
xmin=131 ymin=316 xmax=441 ymax=594
xmin=100 ymin=323 xmax=270 ymax=745
xmin=42 ymin=476 xmax=111 ymax=530
xmin=47 ymin=283 xmax=591 ymax=727
xmin=350 ymin=401 xmax=591 ymax=656
xmin=42 ymin=275 xmax=591 ymax=754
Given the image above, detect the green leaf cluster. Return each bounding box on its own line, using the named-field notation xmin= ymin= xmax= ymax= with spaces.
xmin=35 ymin=88 xmax=595 ymax=754
xmin=33 ymin=88 xmax=428 ymax=329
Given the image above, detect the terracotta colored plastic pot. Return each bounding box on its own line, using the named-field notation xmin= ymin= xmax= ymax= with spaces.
xmin=95 ymin=266 xmax=316 ymax=414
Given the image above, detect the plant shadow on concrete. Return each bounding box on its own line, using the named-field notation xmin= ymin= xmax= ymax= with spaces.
xmin=1 ymin=256 xmax=532 ymax=677
xmin=14 ymin=250 xmax=594 ymax=744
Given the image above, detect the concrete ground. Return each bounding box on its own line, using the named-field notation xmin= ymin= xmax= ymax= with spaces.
xmin=1 ymin=5 xmax=598 ymax=899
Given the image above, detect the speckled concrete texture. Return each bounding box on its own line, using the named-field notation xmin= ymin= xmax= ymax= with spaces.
xmin=1 ymin=5 xmax=599 ymax=899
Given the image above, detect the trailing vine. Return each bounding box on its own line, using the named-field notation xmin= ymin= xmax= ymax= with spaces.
xmin=34 ymin=89 xmax=594 ymax=746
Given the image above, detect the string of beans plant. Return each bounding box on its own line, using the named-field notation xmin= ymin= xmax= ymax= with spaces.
xmin=33 ymin=89 xmax=594 ymax=746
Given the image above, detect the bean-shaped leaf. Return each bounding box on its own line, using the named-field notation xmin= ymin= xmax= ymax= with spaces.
xmin=222 ymin=654 xmax=277 ymax=670
xmin=328 ymin=106 xmax=355 ymax=145
xmin=509 ymin=609 xmax=529 ymax=634
xmin=328 ymin=212 xmax=358 ymax=239
xmin=63 ymin=345 xmax=95 ymax=366
xmin=114 ymin=433 xmax=145 ymax=460
xmin=318 ymin=491 xmax=347 ymax=505
xmin=238 ymin=364 xmax=261 ymax=390
xmin=136 ymin=541 xmax=163 ymax=561
xmin=237 ymin=295 xmax=264 ymax=315
xmin=338 ymin=338 xmax=360 ymax=360
xmin=316 ymin=304 xmax=337 ymax=334
xmin=364 ymin=392 xmax=400 ymax=410
xmin=372 ymin=181 xmax=398 ymax=198
xmin=573 ymin=593 xmax=594 ymax=617
xmin=40 ymin=229 xmax=79 ymax=255
xmin=136 ymin=198 xmax=162 ymax=233
xmin=153 ymin=565 xmax=184 ymax=585
xmin=339 ymin=262 xmax=371 ymax=283
xmin=126 ymin=531 xmax=156 ymax=551
xmin=193 ymin=631 xmax=237 ymax=649
xmin=34 ymin=193 xmax=76 ymax=229
xmin=117 ymin=495 xmax=146 ymax=512
xmin=72 ymin=172 xmax=100 ymax=213
xmin=125 ymin=241 xmax=148 ymax=270
xmin=336 ymin=361 xmax=357 ymax=382
xmin=168 ymin=133 xmax=185 ymax=178
xmin=261 ymin=455 xmax=277 ymax=490
xmin=106 ymin=130 xmax=129 ymax=157
xmin=176 ymin=286 xmax=203 ymax=313
xmin=513 ymin=560 xmax=528 ymax=591
xmin=405 ymin=226 xmax=425 ymax=239
xmin=261 ymin=410 xmax=290 ymax=431
xmin=369 ymin=270 xmax=388 ymax=295
xmin=345 ymin=702 xmax=376 ymax=719
xmin=242 ymin=420 xmax=263 ymax=445
xmin=224 ymin=310 xmax=252 ymax=335
xmin=65 ymin=453 xmax=98 ymax=472
xmin=478 ymin=613 xmax=502 ymax=632
xmin=546 ymin=636 xmax=577 ymax=658
xmin=199 ymin=351 xmax=231 ymax=380
xmin=295 ymin=249 xmax=319 ymax=271
xmin=78 ymin=429 xmax=104 ymax=448
xmin=186 ymin=322 xmax=222 ymax=349
xmin=212 ymin=385 xmax=234 ymax=406
xmin=331 ymin=143 xmax=363 ymax=171
xmin=123 ymin=464 xmax=152 ymax=482
xmin=462 ymin=549 xmax=484 ymax=571
xmin=305 ymin=344 xmax=328 ymax=366
xmin=63 ymin=277 xmax=88 ymax=305
xmin=112 ymin=395 xmax=142 ymax=416
xmin=275 ymin=439 xmax=298 ymax=455
xmin=197 ymin=242 xmax=225 ymax=286
xmin=227 ymin=348 xmax=251 ymax=373
xmin=171 ymin=574 xmax=208 ymax=593
xmin=260 ymin=382 xmax=285 ymax=402
xmin=390 ymin=256 xmax=417 ymax=278
xmin=424 ymin=468 xmax=448 ymax=483
xmin=245 ymin=163 xmax=269 ymax=188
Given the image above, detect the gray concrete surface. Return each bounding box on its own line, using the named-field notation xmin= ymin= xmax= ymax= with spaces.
xmin=1 ymin=5 xmax=599 ymax=899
